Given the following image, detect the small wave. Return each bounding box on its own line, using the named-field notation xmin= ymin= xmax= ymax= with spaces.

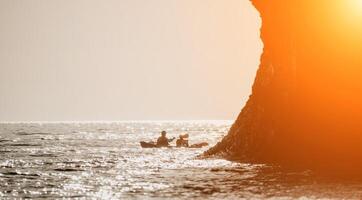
xmin=53 ymin=168 xmax=85 ymax=172
xmin=15 ymin=131 xmax=32 ymax=135
xmin=15 ymin=132 xmax=51 ymax=136
xmin=210 ymin=168 xmax=247 ymax=174
xmin=182 ymin=185 xmax=221 ymax=195
xmin=1 ymin=172 xmax=41 ymax=177
xmin=29 ymin=154 xmax=58 ymax=158
xmin=1 ymin=172 xmax=18 ymax=176
xmin=0 ymin=150 xmax=12 ymax=154
xmin=63 ymin=161 xmax=85 ymax=164
xmin=7 ymin=144 xmax=41 ymax=147
xmin=67 ymin=195 xmax=87 ymax=198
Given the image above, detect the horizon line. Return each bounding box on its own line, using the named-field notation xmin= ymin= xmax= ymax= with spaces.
xmin=0 ymin=119 xmax=234 ymax=124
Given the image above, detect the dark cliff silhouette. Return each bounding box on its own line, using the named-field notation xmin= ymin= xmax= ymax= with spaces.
xmin=205 ymin=0 xmax=362 ymax=171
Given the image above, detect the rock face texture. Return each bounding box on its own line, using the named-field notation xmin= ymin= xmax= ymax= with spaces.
xmin=206 ymin=0 xmax=362 ymax=169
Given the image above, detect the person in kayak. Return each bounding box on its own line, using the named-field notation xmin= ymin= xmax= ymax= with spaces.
xmin=176 ymin=134 xmax=189 ymax=148
xmin=156 ymin=131 xmax=174 ymax=147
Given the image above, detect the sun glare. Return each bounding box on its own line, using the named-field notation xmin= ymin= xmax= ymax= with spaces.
xmin=335 ymin=0 xmax=362 ymax=34
xmin=347 ymin=0 xmax=362 ymax=17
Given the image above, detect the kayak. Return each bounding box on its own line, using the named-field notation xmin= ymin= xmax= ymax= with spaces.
xmin=140 ymin=141 xmax=208 ymax=149
xmin=189 ymin=142 xmax=209 ymax=148
xmin=140 ymin=141 xmax=157 ymax=148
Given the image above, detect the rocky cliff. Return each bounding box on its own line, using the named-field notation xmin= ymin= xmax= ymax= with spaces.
xmin=205 ymin=0 xmax=362 ymax=170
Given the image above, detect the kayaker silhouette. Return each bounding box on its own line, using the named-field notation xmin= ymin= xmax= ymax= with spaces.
xmin=156 ymin=131 xmax=175 ymax=147
xmin=140 ymin=131 xmax=208 ymax=148
xmin=176 ymin=134 xmax=189 ymax=147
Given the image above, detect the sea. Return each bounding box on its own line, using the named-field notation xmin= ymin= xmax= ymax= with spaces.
xmin=0 ymin=121 xmax=361 ymax=199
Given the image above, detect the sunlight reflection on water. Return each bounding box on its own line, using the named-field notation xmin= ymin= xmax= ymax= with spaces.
xmin=0 ymin=121 xmax=361 ymax=199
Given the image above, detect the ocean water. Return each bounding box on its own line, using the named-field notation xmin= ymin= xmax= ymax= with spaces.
xmin=0 ymin=121 xmax=361 ymax=199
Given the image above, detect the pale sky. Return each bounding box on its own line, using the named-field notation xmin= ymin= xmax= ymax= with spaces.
xmin=0 ymin=0 xmax=262 ymax=121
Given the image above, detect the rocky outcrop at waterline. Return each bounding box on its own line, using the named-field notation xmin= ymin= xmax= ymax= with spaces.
xmin=205 ymin=0 xmax=362 ymax=169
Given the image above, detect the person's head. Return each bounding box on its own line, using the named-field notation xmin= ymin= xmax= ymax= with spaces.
xmin=179 ymin=135 xmax=183 ymax=139
xmin=161 ymin=131 xmax=166 ymax=137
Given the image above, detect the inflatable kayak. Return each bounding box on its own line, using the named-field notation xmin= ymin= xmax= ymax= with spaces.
xmin=140 ymin=141 xmax=208 ymax=149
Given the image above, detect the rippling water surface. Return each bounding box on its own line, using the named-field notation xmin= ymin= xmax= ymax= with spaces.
xmin=0 ymin=121 xmax=361 ymax=199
